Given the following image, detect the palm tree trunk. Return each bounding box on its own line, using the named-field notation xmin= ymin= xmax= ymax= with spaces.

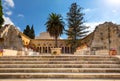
xmin=55 ymin=36 xmax=58 ymax=48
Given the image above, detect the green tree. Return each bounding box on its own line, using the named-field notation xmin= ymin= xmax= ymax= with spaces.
xmin=30 ymin=25 xmax=35 ymax=39
xmin=23 ymin=25 xmax=35 ymax=39
xmin=45 ymin=13 xmax=64 ymax=47
xmin=23 ymin=25 xmax=31 ymax=37
xmin=0 ymin=0 xmax=4 ymax=28
xmin=66 ymin=3 xmax=88 ymax=53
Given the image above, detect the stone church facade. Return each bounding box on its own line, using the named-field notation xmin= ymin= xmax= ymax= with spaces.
xmin=29 ymin=32 xmax=72 ymax=54
xmin=21 ymin=32 xmax=72 ymax=54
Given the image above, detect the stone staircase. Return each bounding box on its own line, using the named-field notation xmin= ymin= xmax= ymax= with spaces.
xmin=0 ymin=55 xmax=120 ymax=79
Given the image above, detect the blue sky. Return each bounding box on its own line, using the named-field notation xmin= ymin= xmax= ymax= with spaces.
xmin=2 ymin=0 xmax=120 ymax=39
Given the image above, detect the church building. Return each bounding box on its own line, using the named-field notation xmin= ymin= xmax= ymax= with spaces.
xmin=21 ymin=32 xmax=73 ymax=54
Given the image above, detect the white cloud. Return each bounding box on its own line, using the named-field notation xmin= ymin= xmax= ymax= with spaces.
xmin=2 ymin=0 xmax=15 ymax=27
xmin=3 ymin=0 xmax=15 ymax=16
xmin=4 ymin=0 xmax=14 ymax=8
xmin=5 ymin=11 xmax=12 ymax=16
xmin=3 ymin=16 xmax=21 ymax=31
xmin=83 ymin=8 xmax=96 ymax=13
xmin=84 ymin=22 xmax=104 ymax=32
xmin=84 ymin=8 xmax=91 ymax=12
xmin=112 ymin=10 xmax=117 ymax=13
xmin=3 ymin=15 xmax=14 ymax=25
xmin=18 ymin=14 xmax=24 ymax=18
xmin=104 ymin=0 xmax=120 ymax=7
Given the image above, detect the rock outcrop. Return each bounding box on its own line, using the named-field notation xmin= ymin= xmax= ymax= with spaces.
xmin=91 ymin=22 xmax=120 ymax=53
xmin=81 ymin=22 xmax=120 ymax=55
xmin=0 ymin=24 xmax=23 ymax=50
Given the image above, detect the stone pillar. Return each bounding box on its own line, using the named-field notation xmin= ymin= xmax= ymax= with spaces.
xmin=41 ymin=47 xmax=43 ymax=53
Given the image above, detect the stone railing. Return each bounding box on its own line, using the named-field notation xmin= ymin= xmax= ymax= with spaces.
xmin=93 ymin=49 xmax=109 ymax=55
xmin=2 ymin=48 xmax=39 ymax=56
xmin=91 ymin=49 xmax=109 ymax=55
xmin=2 ymin=49 xmax=18 ymax=56
xmin=74 ymin=48 xmax=90 ymax=55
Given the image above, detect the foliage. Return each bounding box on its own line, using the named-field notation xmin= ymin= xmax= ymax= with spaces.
xmin=0 ymin=0 xmax=4 ymax=28
xmin=23 ymin=25 xmax=35 ymax=39
xmin=66 ymin=3 xmax=89 ymax=53
xmin=30 ymin=25 xmax=35 ymax=39
xmin=23 ymin=25 xmax=30 ymax=37
xmin=45 ymin=13 xmax=64 ymax=47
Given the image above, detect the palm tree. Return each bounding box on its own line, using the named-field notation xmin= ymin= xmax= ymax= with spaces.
xmin=45 ymin=13 xmax=64 ymax=48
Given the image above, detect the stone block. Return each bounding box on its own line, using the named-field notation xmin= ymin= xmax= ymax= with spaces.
xmin=51 ymin=48 xmax=61 ymax=55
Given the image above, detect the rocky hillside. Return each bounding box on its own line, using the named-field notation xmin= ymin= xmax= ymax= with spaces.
xmin=0 ymin=24 xmax=23 ymax=50
xmin=80 ymin=22 xmax=120 ymax=54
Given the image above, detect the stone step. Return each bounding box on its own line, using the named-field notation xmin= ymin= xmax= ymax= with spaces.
xmin=0 ymin=73 xmax=120 ymax=79
xmin=0 ymin=55 xmax=117 ymax=59
xmin=0 ymin=54 xmax=116 ymax=58
xmin=0 ymin=55 xmax=119 ymax=79
xmin=0 ymin=79 xmax=119 ymax=81
xmin=0 ymin=64 xmax=120 ymax=68
xmin=0 ymin=61 xmax=119 ymax=64
xmin=0 ymin=58 xmax=118 ymax=61
xmin=0 ymin=68 xmax=120 ymax=73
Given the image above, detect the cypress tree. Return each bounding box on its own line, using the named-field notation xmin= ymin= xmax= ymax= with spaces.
xmin=30 ymin=25 xmax=35 ymax=39
xmin=23 ymin=25 xmax=31 ymax=37
xmin=23 ymin=25 xmax=35 ymax=39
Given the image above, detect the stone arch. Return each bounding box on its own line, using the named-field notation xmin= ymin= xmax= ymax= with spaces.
xmin=36 ymin=47 xmax=39 ymax=52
